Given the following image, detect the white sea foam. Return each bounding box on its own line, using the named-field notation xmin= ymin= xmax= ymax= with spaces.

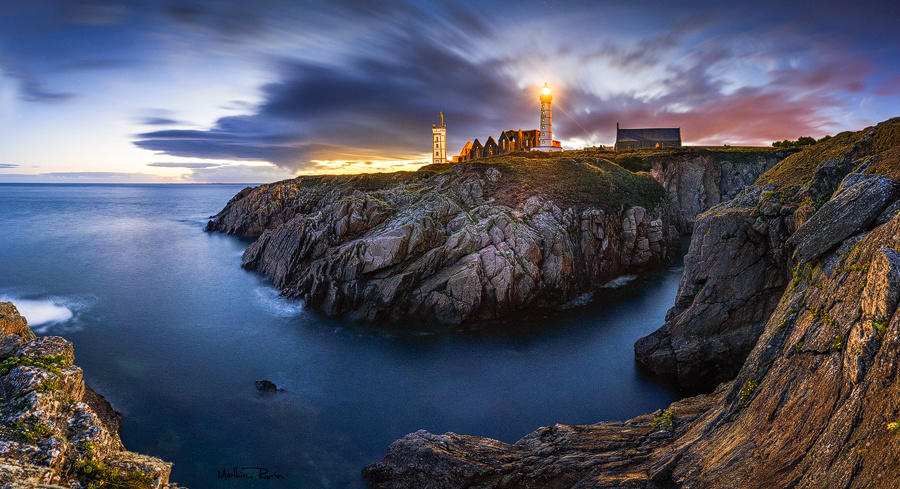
xmin=179 ymin=216 xmax=211 ymax=226
xmin=560 ymin=292 xmax=594 ymax=310
xmin=9 ymin=298 xmax=73 ymax=325
xmin=0 ymin=293 xmax=95 ymax=333
xmin=601 ymin=274 xmax=638 ymax=289
xmin=254 ymin=287 xmax=304 ymax=317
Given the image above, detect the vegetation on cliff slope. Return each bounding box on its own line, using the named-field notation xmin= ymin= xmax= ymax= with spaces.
xmin=635 ymin=117 xmax=900 ymax=392
xmin=0 ymin=302 xmax=177 ymax=488
xmin=317 ymin=153 xmax=669 ymax=214
xmin=467 ymin=155 xmax=665 ymax=211
xmin=270 ymin=145 xmax=789 ymax=218
xmin=316 ymin=144 xmax=791 ymax=214
xmin=758 ymin=117 xmax=900 ymax=198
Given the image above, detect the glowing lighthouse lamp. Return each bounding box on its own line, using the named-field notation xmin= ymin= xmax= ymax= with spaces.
xmin=533 ymin=82 xmax=562 ymax=152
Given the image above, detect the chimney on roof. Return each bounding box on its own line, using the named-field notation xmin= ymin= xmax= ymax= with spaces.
xmin=616 ymin=122 xmax=619 ymax=130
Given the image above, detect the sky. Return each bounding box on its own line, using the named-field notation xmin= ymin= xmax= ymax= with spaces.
xmin=0 ymin=0 xmax=898 ymax=183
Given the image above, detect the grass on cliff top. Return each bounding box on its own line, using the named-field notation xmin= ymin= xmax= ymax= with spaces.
xmin=756 ymin=117 xmax=900 ymax=198
xmin=268 ymin=170 xmax=430 ymax=194
xmin=255 ymin=142 xmax=810 ymax=214
xmin=415 ymin=151 xmax=670 ymax=213
xmin=614 ymin=145 xmax=787 ymax=157
xmin=612 ymin=147 xmax=792 ymax=173
xmin=431 ymin=146 xmax=787 ymax=174
xmin=264 ymin=152 xmax=665 ymax=213
xmin=260 ymin=145 xmax=788 ymax=202
xmin=471 ymin=154 xmax=667 ymax=213
xmin=868 ymin=146 xmax=900 ymax=180
xmin=756 ymin=130 xmax=860 ymax=196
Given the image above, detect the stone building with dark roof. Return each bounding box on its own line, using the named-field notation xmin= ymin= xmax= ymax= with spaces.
xmin=614 ymin=123 xmax=681 ymax=151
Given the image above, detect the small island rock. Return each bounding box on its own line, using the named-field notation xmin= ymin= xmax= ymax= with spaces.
xmin=255 ymin=379 xmax=280 ymax=392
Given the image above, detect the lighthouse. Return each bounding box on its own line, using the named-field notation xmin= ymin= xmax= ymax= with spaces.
xmin=432 ymin=112 xmax=447 ymax=164
xmin=534 ymin=83 xmax=562 ymax=152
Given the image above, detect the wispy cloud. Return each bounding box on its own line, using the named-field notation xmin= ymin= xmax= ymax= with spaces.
xmin=0 ymin=0 xmax=898 ymax=175
xmin=7 ymin=73 xmax=75 ymax=103
xmin=179 ymin=164 xmax=293 ymax=183
xmin=0 ymin=172 xmax=171 ymax=183
xmin=147 ymin=162 xmax=221 ymax=169
xmin=131 ymin=2 xmax=896 ymax=168
xmin=139 ymin=117 xmax=186 ymax=126
xmin=0 ymin=165 xmax=293 ymax=183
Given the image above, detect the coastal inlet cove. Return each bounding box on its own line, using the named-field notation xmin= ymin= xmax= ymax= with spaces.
xmin=0 ymin=183 xmax=684 ymax=488
xmin=2 ymin=1 xmax=899 ymax=488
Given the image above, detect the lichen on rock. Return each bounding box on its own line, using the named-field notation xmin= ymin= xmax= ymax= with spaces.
xmin=636 ymin=118 xmax=900 ymax=392
xmin=0 ymin=302 xmax=180 ymax=489
xmin=208 ymin=149 xmax=787 ymax=325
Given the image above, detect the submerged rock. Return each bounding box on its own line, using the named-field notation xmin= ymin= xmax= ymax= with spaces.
xmin=255 ymin=380 xmax=280 ymax=392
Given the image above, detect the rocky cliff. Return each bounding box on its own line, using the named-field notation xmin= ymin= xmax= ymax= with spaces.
xmin=0 ymin=302 xmax=180 ymax=489
xmin=208 ymin=156 xmax=678 ymax=323
xmin=636 ymin=118 xmax=900 ymax=391
xmin=207 ymin=148 xmax=787 ymax=324
xmin=644 ymin=149 xmax=794 ymax=233
xmin=364 ymin=118 xmax=900 ymax=488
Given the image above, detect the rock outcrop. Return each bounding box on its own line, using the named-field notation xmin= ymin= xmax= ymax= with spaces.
xmin=364 ymin=391 xmax=719 ymax=489
xmin=209 ymin=157 xmax=681 ymax=323
xmin=646 ymin=149 xmax=794 ymax=233
xmin=636 ymin=119 xmax=900 ymax=391
xmin=364 ymin=118 xmax=900 ymax=488
xmin=633 ymin=186 xmax=790 ymax=391
xmin=0 ymin=302 xmax=180 ymax=489
xmin=790 ymin=174 xmax=897 ymax=264
xmin=208 ymin=149 xmax=788 ymax=324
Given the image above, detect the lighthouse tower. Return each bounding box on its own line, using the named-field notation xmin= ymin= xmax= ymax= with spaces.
xmin=432 ymin=112 xmax=447 ymax=164
xmin=535 ymin=83 xmax=562 ymax=152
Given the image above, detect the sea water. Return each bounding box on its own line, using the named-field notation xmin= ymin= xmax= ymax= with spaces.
xmin=0 ymin=183 xmax=683 ymax=488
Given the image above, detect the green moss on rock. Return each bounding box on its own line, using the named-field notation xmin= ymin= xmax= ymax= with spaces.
xmin=76 ymin=459 xmax=155 ymax=489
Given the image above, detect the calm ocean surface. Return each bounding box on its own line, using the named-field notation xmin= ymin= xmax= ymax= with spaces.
xmin=0 ymin=183 xmax=683 ymax=488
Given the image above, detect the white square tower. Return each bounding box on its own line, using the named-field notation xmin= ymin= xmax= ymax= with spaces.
xmin=432 ymin=112 xmax=447 ymax=164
